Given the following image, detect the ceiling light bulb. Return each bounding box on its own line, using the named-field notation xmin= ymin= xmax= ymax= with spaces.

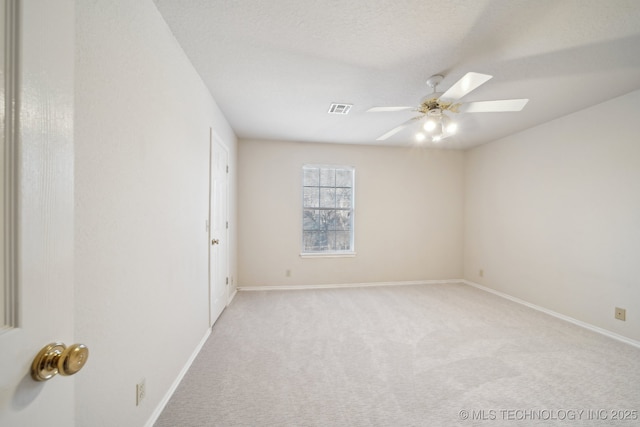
xmin=415 ymin=132 xmax=426 ymax=142
xmin=446 ymin=122 xmax=458 ymax=134
xmin=423 ymin=119 xmax=437 ymax=132
xmin=432 ymin=135 xmax=442 ymax=143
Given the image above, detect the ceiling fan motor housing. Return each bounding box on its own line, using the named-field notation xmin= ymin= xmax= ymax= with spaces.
xmin=419 ymin=94 xmax=451 ymax=114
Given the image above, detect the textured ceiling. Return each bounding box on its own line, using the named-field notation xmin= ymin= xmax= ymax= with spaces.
xmin=154 ymin=0 xmax=640 ymax=149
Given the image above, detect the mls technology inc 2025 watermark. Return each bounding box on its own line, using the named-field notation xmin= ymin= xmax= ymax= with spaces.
xmin=459 ymin=409 xmax=638 ymax=422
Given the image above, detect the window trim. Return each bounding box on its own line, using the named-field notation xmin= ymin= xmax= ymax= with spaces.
xmin=300 ymin=164 xmax=355 ymax=257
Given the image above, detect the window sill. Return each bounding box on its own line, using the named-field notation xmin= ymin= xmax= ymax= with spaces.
xmin=300 ymin=252 xmax=356 ymax=259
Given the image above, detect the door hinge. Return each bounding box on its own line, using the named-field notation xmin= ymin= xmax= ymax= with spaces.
xmin=226 ymin=277 xmax=229 ymax=285
xmin=226 ymin=165 xmax=229 ymax=173
xmin=226 ymin=221 xmax=229 ymax=229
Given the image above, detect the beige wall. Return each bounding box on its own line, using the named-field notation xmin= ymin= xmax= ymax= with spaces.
xmin=464 ymin=89 xmax=640 ymax=341
xmin=238 ymin=140 xmax=464 ymax=286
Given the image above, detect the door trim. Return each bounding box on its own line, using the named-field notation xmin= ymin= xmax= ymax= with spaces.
xmin=2 ymin=0 xmax=19 ymax=332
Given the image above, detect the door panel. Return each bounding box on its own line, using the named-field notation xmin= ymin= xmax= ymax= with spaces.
xmin=0 ymin=1 xmax=75 ymax=425
xmin=209 ymin=130 xmax=229 ymax=326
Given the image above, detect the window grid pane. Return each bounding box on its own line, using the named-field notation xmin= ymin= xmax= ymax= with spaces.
xmin=303 ymin=168 xmax=320 ymax=186
xmin=319 ymin=188 xmax=336 ymax=208
xmin=302 ymin=165 xmax=354 ymax=253
xmin=303 ymin=187 xmax=319 ymax=208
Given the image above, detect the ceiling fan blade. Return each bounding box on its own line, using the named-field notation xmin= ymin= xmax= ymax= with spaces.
xmin=367 ymin=106 xmax=415 ymax=112
xmin=439 ymin=72 xmax=493 ymax=103
xmin=375 ymin=117 xmax=419 ymax=141
xmin=376 ymin=124 xmax=408 ymax=141
xmin=458 ymin=99 xmax=529 ymax=113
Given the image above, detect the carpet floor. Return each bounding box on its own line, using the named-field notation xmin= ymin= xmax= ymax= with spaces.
xmin=155 ymin=283 xmax=640 ymax=426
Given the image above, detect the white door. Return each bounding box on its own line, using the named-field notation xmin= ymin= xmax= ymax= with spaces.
xmin=209 ymin=129 xmax=229 ymax=326
xmin=0 ymin=1 xmax=76 ymax=426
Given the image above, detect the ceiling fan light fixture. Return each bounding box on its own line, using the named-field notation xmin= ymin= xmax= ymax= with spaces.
xmin=418 ymin=110 xmax=457 ymax=143
xmin=436 ymin=113 xmax=457 ymax=138
xmin=423 ymin=119 xmax=437 ymax=132
xmin=424 ymin=109 xmax=443 ymax=133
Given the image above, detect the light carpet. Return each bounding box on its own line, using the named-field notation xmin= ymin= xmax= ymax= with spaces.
xmin=155 ymin=283 xmax=640 ymax=426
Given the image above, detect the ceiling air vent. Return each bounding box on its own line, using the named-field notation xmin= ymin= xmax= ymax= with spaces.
xmin=328 ymin=103 xmax=352 ymax=115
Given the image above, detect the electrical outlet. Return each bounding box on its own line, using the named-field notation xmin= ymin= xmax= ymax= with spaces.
xmin=479 ymin=269 xmax=484 ymax=278
xmin=615 ymin=307 xmax=626 ymax=321
xmin=136 ymin=378 xmax=146 ymax=406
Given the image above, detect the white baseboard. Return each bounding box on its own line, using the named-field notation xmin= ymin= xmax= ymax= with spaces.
xmin=463 ymin=280 xmax=640 ymax=349
xmin=228 ymin=287 xmax=238 ymax=304
xmin=145 ymin=327 xmax=212 ymax=427
xmin=237 ymin=279 xmax=464 ymax=292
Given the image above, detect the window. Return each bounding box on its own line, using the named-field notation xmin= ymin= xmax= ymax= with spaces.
xmin=302 ymin=165 xmax=354 ymax=255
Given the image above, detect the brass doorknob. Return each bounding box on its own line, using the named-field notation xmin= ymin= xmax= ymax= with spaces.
xmin=31 ymin=342 xmax=89 ymax=382
xmin=211 ymin=239 xmax=219 ymax=245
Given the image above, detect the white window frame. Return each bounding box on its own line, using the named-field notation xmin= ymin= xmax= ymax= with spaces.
xmin=300 ymin=164 xmax=355 ymax=257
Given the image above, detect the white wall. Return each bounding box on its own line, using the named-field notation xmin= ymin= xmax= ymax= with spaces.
xmin=464 ymin=89 xmax=640 ymax=342
xmin=74 ymin=1 xmax=237 ymax=425
xmin=238 ymin=139 xmax=464 ymax=287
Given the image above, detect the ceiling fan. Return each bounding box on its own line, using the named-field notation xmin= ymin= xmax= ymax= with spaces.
xmin=368 ymin=72 xmax=529 ymax=143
